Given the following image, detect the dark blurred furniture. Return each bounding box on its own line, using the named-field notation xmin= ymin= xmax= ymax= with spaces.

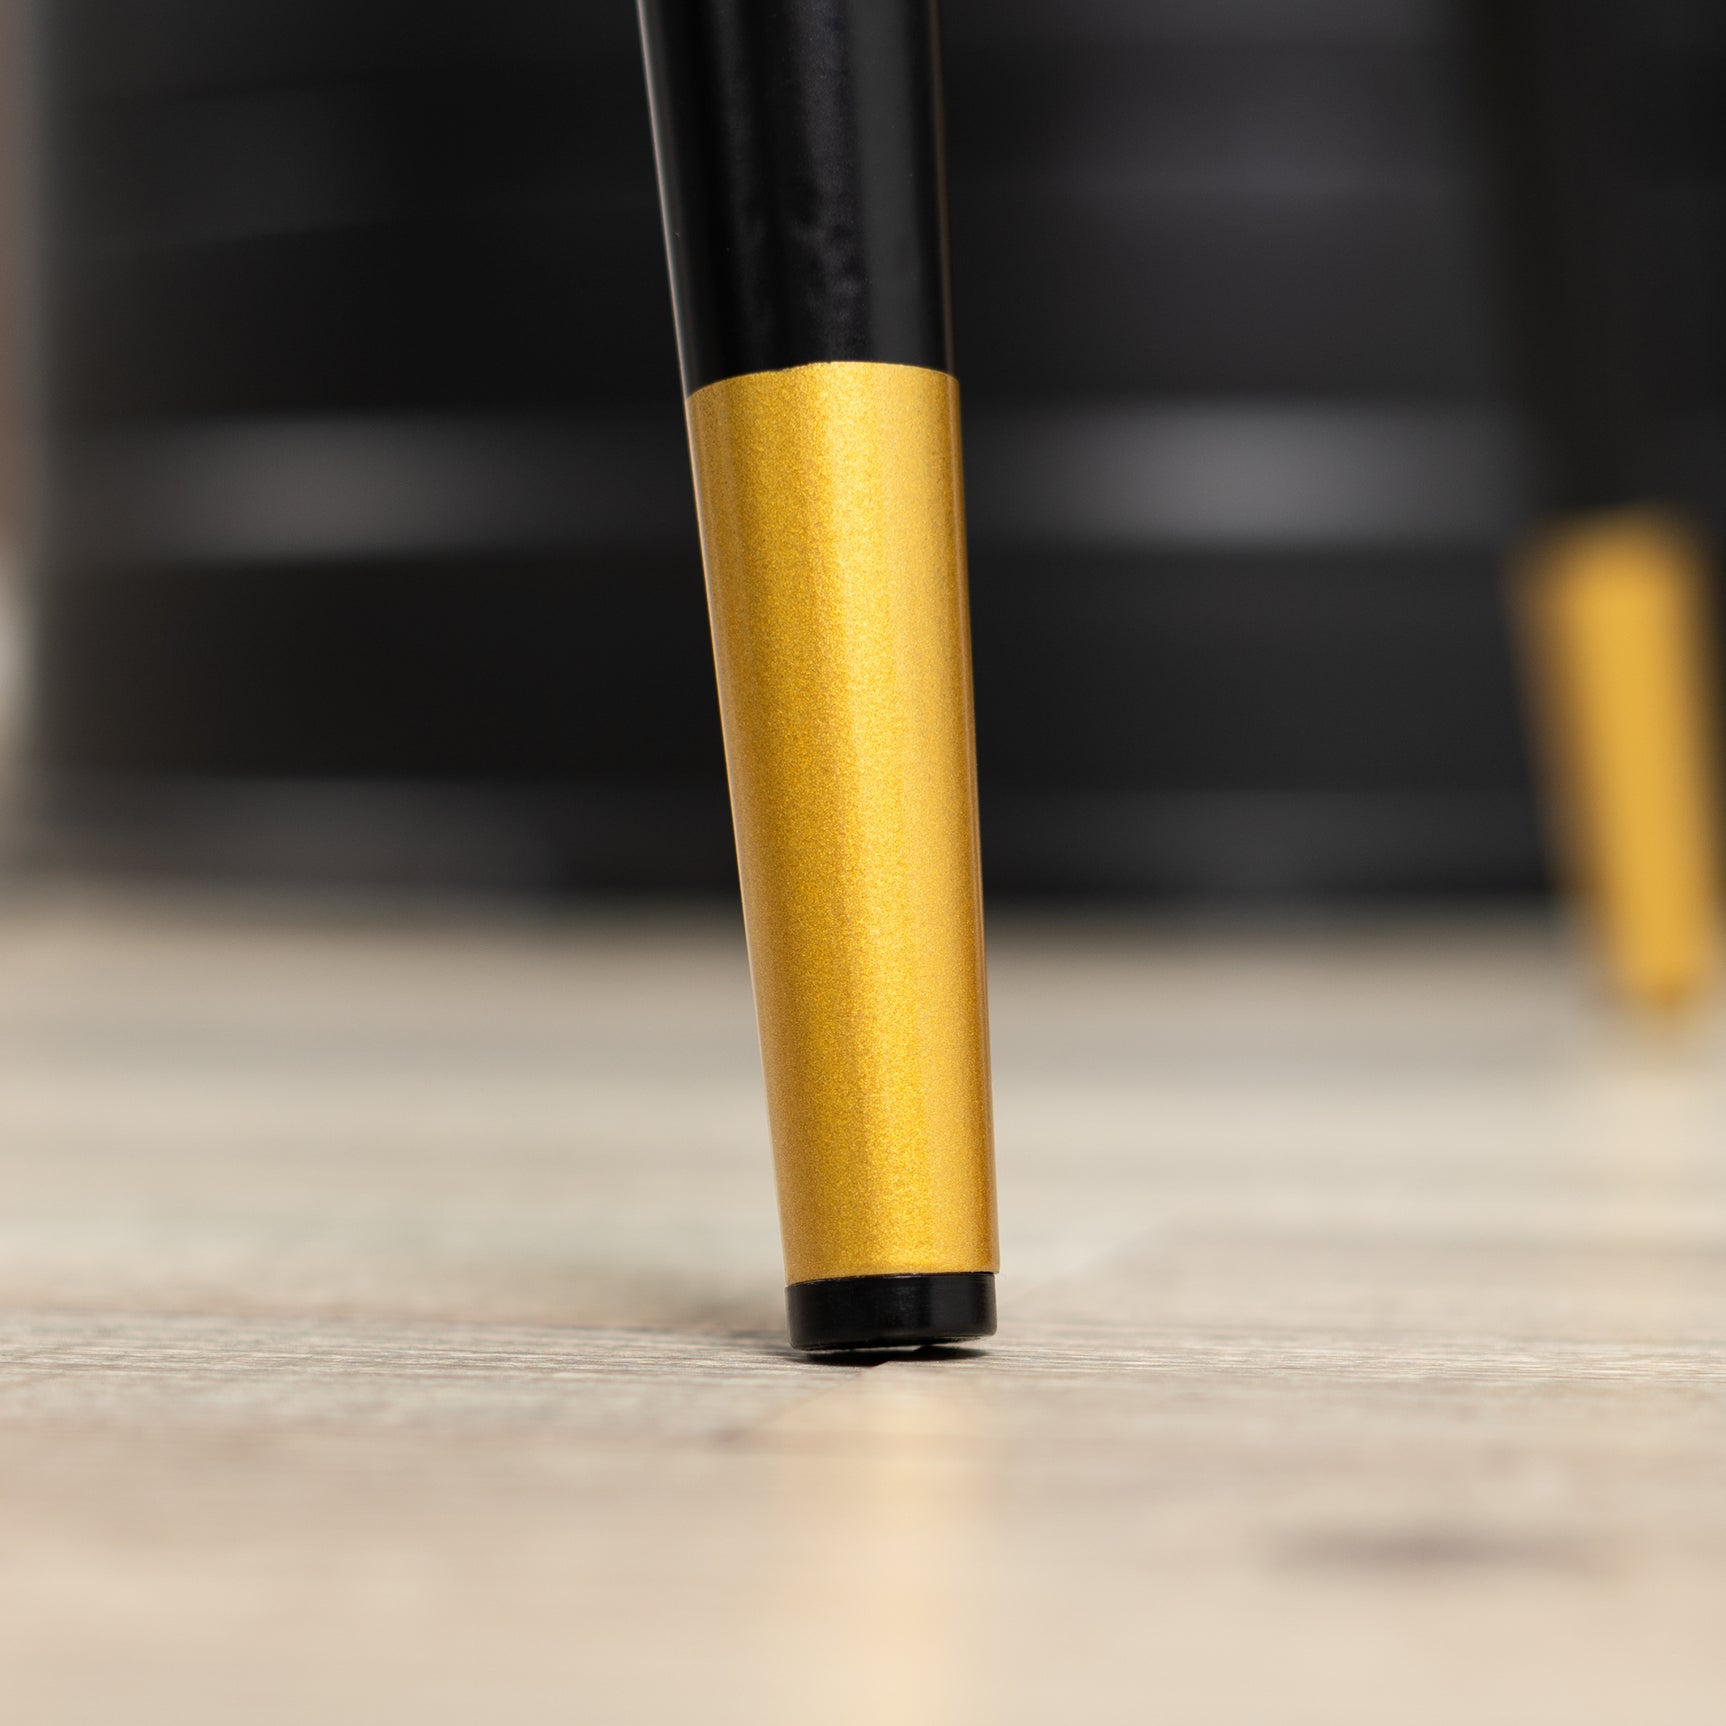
xmin=19 ymin=0 xmax=1726 ymax=895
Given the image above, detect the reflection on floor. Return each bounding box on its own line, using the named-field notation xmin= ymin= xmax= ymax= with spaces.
xmin=2 ymin=887 xmax=1724 ymax=1724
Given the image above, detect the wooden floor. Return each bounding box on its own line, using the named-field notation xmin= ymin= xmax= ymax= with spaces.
xmin=3 ymin=886 xmax=1725 ymax=1724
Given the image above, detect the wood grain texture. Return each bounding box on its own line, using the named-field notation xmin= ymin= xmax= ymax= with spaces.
xmin=2 ymin=888 xmax=1725 ymax=1724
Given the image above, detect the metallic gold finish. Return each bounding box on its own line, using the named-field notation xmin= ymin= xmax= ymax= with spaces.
xmin=685 ymin=360 xmax=997 ymax=1284
xmin=1519 ymin=510 xmax=1723 ymax=1012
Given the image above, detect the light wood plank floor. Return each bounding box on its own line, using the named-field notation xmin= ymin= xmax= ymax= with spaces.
xmin=3 ymin=886 xmax=1725 ymax=1724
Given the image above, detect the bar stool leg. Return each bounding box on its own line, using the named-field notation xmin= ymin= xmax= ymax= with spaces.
xmin=637 ymin=1 xmax=998 ymax=1346
xmin=1459 ymin=0 xmax=1723 ymax=1011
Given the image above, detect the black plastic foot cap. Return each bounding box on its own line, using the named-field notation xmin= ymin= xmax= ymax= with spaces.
xmin=786 ymin=1272 xmax=996 ymax=1352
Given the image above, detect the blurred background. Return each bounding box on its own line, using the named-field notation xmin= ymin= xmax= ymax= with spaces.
xmin=6 ymin=0 xmax=1721 ymax=907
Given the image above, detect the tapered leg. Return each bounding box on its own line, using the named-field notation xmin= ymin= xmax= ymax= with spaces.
xmin=1459 ymin=0 xmax=1722 ymax=1011
xmin=637 ymin=1 xmax=997 ymax=1347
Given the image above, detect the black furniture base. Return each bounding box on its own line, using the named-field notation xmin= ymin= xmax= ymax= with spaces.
xmin=786 ymin=1272 xmax=996 ymax=1352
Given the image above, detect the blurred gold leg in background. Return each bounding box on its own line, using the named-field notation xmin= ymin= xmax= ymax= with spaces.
xmin=1519 ymin=511 xmax=1723 ymax=1012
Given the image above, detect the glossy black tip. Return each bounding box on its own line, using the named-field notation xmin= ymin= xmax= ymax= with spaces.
xmin=787 ymin=1272 xmax=995 ymax=1352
